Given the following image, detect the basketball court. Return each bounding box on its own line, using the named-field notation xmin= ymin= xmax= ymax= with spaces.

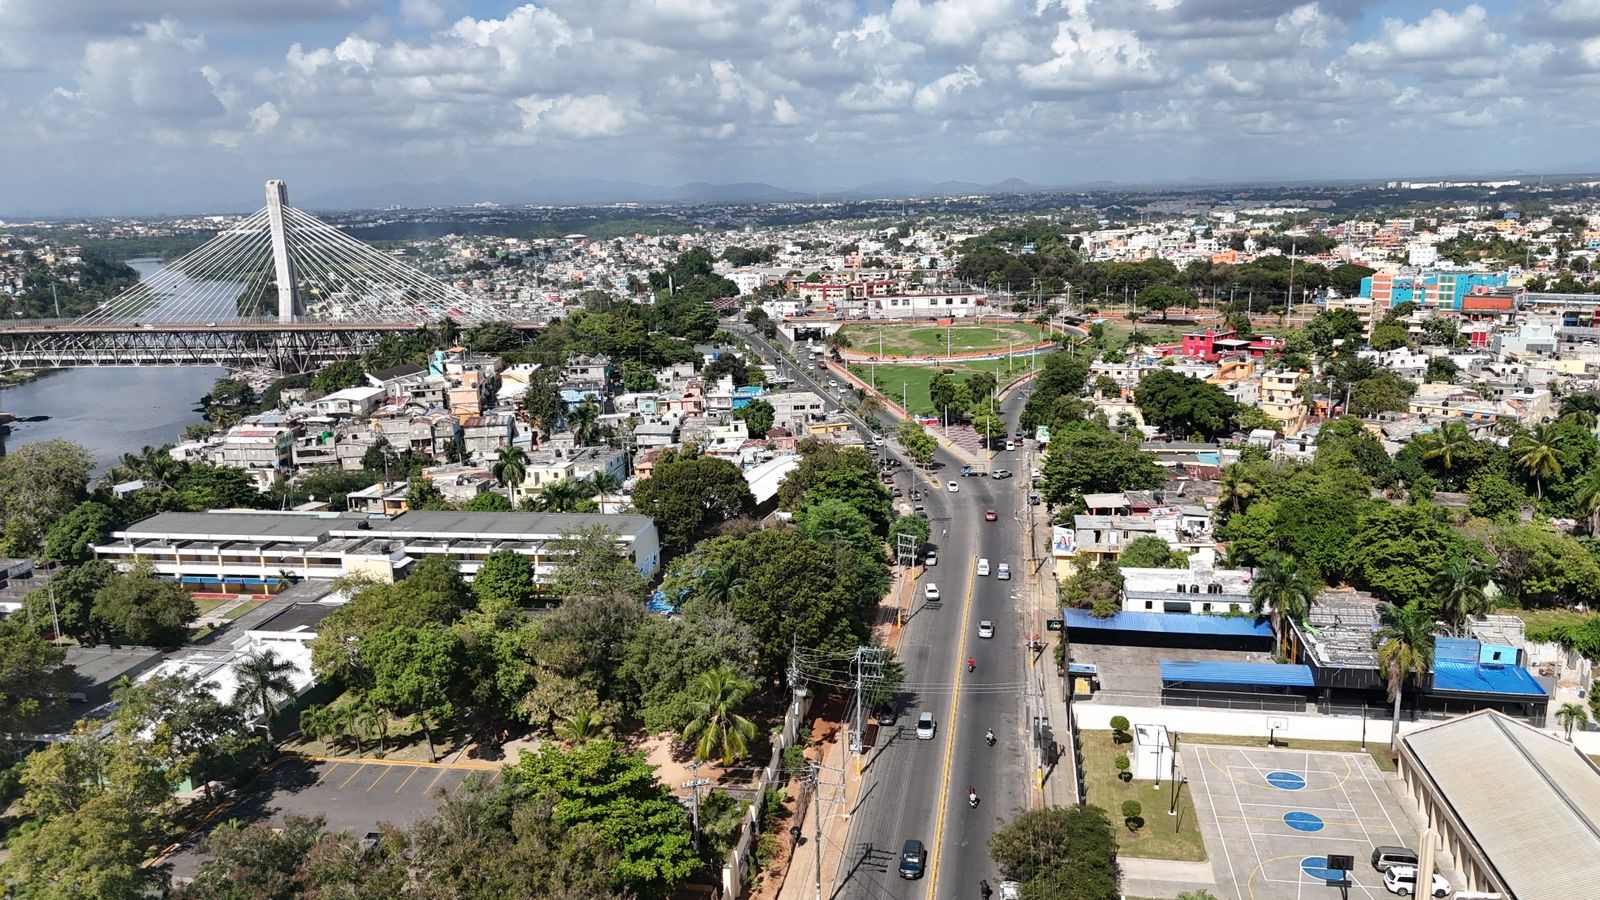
xmin=1184 ymin=742 xmax=1433 ymax=900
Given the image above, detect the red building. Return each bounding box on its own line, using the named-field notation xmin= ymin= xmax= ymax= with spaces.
xmin=1180 ymin=328 xmax=1237 ymax=357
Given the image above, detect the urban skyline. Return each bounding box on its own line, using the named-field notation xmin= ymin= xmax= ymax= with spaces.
xmin=6 ymin=1 xmax=1600 ymax=213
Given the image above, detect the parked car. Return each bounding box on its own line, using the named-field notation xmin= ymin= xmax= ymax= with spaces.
xmin=925 ymin=583 xmax=940 ymax=600
xmin=1372 ymin=847 xmax=1419 ymax=873
xmin=925 ymin=551 xmax=937 ymax=566
xmin=874 ymin=702 xmax=898 ymax=726
xmin=991 ymin=469 xmax=1013 ymax=479
xmin=915 ymin=712 xmax=936 ymax=740
xmin=899 ymin=839 xmax=926 ymax=879
xmin=1383 ymin=866 xmax=1451 ymax=897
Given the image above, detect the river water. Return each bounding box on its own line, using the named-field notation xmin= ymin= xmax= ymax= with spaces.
xmin=1 ymin=258 xmax=227 ymax=473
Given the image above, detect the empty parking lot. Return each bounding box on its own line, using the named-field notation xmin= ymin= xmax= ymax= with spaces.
xmin=167 ymin=757 xmax=501 ymax=879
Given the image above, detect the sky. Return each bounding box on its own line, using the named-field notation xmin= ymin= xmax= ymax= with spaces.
xmin=2 ymin=0 xmax=1599 ymax=214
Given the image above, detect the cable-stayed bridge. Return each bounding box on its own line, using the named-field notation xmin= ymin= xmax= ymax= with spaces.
xmin=0 ymin=181 xmax=537 ymax=372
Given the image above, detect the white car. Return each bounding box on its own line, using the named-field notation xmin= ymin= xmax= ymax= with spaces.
xmin=1384 ymin=867 xmax=1451 ymax=897
xmin=977 ymin=558 xmax=990 ymax=576
xmin=996 ymin=562 xmax=1011 ymax=580
xmin=978 ymin=620 xmax=994 ymax=638
xmin=925 ymin=551 xmax=937 ymax=566
xmin=925 ymin=583 xmax=940 ymax=600
xmin=947 ymin=481 xmax=959 ymax=492
xmin=915 ymin=712 xmax=936 ymax=740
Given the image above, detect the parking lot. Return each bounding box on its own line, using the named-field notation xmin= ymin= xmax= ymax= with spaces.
xmin=167 ymin=757 xmax=500 ymax=879
xmin=1186 ymin=744 xmax=1441 ymax=900
xmin=1070 ymin=644 xmax=1275 ymax=706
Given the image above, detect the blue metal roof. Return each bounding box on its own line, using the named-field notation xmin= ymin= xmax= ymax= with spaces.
xmin=1160 ymin=660 xmax=1314 ymax=688
xmin=1432 ymin=659 xmax=1547 ymax=698
xmin=1064 ymin=607 xmax=1272 ymax=638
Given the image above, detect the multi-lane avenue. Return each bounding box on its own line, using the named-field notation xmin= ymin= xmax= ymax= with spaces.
xmin=736 ymin=325 xmax=1041 ymax=900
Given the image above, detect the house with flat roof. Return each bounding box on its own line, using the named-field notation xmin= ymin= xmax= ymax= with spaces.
xmin=94 ymin=509 xmax=659 ymax=595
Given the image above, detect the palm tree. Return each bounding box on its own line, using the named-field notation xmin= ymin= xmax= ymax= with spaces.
xmin=354 ymin=701 xmax=388 ymax=757
xmin=1559 ymin=408 xmax=1597 ymax=432
xmin=698 ymin=565 xmax=744 ymax=606
xmin=1218 ymin=464 xmax=1256 ymax=517
xmin=682 ymin=665 xmax=759 ymax=765
xmin=1418 ymin=422 xmax=1472 ymax=475
xmin=533 ymin=477 xmax=585 ymax=513
xmin=1511 ymin=425 xmax=1567 ymax=500
xmin=1431 ymin=559 xmax=1489 ymax=634
xmin=587 ymin=470 xmax=623 ymax=511
xmin=491 ymin=445 xmax=528 ymax=507
xmin=1557 ymin=702 xmax=1590 ymax=741
xmin=236 ymin=649 xmax=298 ymax=737
xmin=1374 ymin=603 xmax=1436 ymax=751
xmin=568 ymin=399 xmax=601 ymax=447
xmin=554 ymin=708 xmax=612 ymax=746
xmin=1249 ymin=553 xmax=1319 ymax=653
xmin=1572 ymin=465 xmax=1600 ymax=535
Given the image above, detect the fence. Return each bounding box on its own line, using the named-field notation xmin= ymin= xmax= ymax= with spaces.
xmin=721 ymin=691 xmax=811 ymax=898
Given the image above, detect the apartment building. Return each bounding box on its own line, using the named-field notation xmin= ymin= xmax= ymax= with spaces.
xmin=1259 ymin=370 xmax=1309 ymax=435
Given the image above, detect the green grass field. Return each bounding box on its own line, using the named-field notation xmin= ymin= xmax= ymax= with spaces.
xmin=837 ymin=321 xmax=1049 ymax=358
xmin=849 ymin=359 xmax=1030 ymax=415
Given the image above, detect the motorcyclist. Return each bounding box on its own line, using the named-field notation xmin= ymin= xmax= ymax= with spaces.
xmin=979 ymin=879 xmax=993 ymax=898
xmin=968 ymin=787 xmax=979 ymax=807
xmin=967 ymin=656 xmax=975 ymax=672
xmin=985 ymin=728 xmax=996 ymax=746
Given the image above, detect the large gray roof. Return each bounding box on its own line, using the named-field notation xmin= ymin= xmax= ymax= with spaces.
xmin=1402 ymin=710 xmax=1600 ymax=899
xmin=118 ymin=510 xmax=653 ymax=543
xmin=116 ymin=511 xmax=344 ymax=542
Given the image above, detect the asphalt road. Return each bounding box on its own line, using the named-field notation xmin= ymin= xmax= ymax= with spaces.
xmin=736 ymin=324 xmax=1038 ymax=900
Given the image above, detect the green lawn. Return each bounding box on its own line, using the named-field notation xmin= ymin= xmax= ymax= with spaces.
xmin=1080 ymin=729 xmax=1207 ymax=862
xmin=849 ymin=359 xmax=1030 ymax=416
xmin=193 ymin=596 xmax=230 ymax=616
xmin=222 ymin=599 xmax=267 ymax=620
xmin=1500 ymin=607 xmax=1594 ymax=631
xmin=837 ymin=321 xmax=1048 ymax=358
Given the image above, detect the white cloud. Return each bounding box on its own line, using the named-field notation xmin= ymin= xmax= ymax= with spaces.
xmin=1017 ymin=15 xmax=1168 ymax=93
xmin=889 ymin=0 xmax=1022 ymax=48
xmin=1348 ymin=5 xmax=1499 ymax=65
xmin=400 ymin=0 xmax=446 ymax=29
xmin=913 ymin=67 xmax=983 ymax=112
xmin=516 ymin=94 xmax=638 ymax=138
xmin=69 ymin=20 xmax=225 ymax=119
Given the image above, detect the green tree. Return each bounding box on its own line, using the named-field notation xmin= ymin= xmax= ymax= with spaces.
xmin=472 ymin=548 xmax=535 ymax=613
xmin=1020 ymin=352 xmax=1090 ymax=431
xmin=776 ymin=441 xmax=893 ymax=535
xmin=530 ymin=477 xmax=587 ymax=513
xmin=616 ymin=610 xmax=757 ymax=732
xmin=966 ymin=369 xmax=998 ymax=402
xmin=1430 ymin=558 xmax=1489 ymax=634
xmin=236 ymin=648 xmax=298 ymax=736
xmin=1557 ymin=701 xmax=1589 ymax=741
xmin=1467 ymin=472 xmax=1527 ymax=523
xmin=1485 ymin=521 xmax=1600 ymax=608
xmin=506 ymin=738 xmax=697 ymax=899
xmin=0 ymin=792 xmax=168 ymax=899
xmin=733 ymin=399 xmax=775 ymax=437
xmin=568 ymin=399 xmax=602 ymax=447
xmin=1574 ymin=465 xmax=1600 ymax=535
xmin=1136 ymin=283 xmax=1190 ymax=320
xmin=972 ymin=407 xmax=1006 ymax=445
xmin=1347 ymin=503 xmax=1483 ymax=603
xmin=1328 ymin=263 xmax=1376 ymax=297
xmin=43 ymin=501 xmax=120 ymax=564
xmin=1369 ymin=319 xmax=1410 ymax=351
xmin=464 ymin=490 xmax=513 ymax=511
xmin=21 ymin=560 xmax=114 ymax=644
xmin=1133 ymin=369 xmax=1238 ymax=440
xmin=365 ymin=624 xmax=464 ymax=763
xmin=112 ymin=673 xmax=256 ymax=801
xmin=176 ymin=464 xmax=265 ymax=511
xmin=795 ymin=498 xmax=880 ymax=558
xmin=0 ymin=618 xmax=69 ymax=734
xmin=522 ymin=368 xmax=564 ymax=440
xmin=405 ymin=477 xmax=452 ymax=511
xmin=1375 ymin=602 xmax=1435 ymax=751
xmin=888 ymin=513 xmax=932 ymax=559
xmin=1512 ymin=424 xmax=1567 ymax=500
xmin=896 ymin=418 xmax=937 ymax=467
xmin=1417 ymin=422 xmax=1473 ymax=474
xmin=1250 ymin=553 xmax=1319 ymax=642
xmin=1304 ymin=307 xmax=1365 ymax=352
xmin=1426 ymin=356 xmax=1459 ymax=383
xmin=681 ymin=665 xmax=758 ymax=765
xmin=0 ymin=439 xmax=94 ymax=554
xmin=1038 ymin=421 xmax=1164 ymax=510
xmin=549 ymin=526 xmax=647 ymax=603
xmin=311 ymin=359 xmax=365 ymax=393
xmin=989 ymin=805 xmax=1120 ymax=900
xmin=491 ymin=445 xmax=529 ymax=507
xmin=90 ymin=561 xmax=198 ymax=648
xmin=554 ymin=708 xmax=614 ymax=746
xmin=1117 ymin=536 xmax=1184 ymax=568
xmin=631 ymin=448 xmax=755 ymax=551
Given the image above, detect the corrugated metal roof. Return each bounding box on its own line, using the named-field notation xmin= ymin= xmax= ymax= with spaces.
xmin=1064 ymin=607 xmax=1271 ymax=637
xmin=1403 ymin=711 xmax=1600 ymax=899
xmin=1431 ymin=658 xmax=1547 ymax=698
xmin=1159 ymin=660 xmax=1314 ymax=687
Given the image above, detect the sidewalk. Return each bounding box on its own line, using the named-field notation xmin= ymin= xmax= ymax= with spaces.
xmin=1023 ymin=495 xmax=1079 ymax=810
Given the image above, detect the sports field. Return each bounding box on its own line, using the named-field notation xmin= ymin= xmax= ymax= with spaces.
xmin=837 ymin=320 xmax=1050 ymax=358
xmin=849 ymin=359 xmax=1030 ymax=415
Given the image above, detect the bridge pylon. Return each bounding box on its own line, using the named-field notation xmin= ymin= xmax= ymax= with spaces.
xmin=264 ymin=179 xmax=301 ymax=323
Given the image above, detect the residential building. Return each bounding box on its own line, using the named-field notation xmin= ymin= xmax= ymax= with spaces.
xmin=345 ymin=481 xmax=410 ymax=516
xmin=460 ymin=414 xmax=514 ymax=459
xmin=1259 ymin=369 xmax=1309 ymax=434
xmin=1121 ymin=554 xmax=1253 ymax=615
xmin=312 ymin=386 xmax=385 ymax=417
xmin=218 ymin=425 xmax=294 ymax=489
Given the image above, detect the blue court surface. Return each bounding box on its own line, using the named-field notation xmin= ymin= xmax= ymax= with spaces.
xmin=1183 ymin=744 xmax=1441 ymax=900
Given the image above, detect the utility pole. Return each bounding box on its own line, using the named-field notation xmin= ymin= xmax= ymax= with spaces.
xmin=685 ymin=762 xmax=709 ymax=850
xmin=809 ymin=761 xmax=824 ymax=900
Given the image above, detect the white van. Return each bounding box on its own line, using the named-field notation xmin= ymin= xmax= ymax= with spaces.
xmin=977 ymin=558 xmax=990 ymax=576
xmin=996 ymin=562 xmax=1011 ymax=580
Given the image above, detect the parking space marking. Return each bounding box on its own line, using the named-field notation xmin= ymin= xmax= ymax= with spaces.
xmin=423 ymin=766 xmax=449 ymax=795
xmin=394 ymin=766 xmax=423 ymax=794
xmin=314 ymin=761 xmax=347 ymax=785
xmin=366 ymin=765 xmax=394 ymax=791
xmin=338 ymin=765 xmax=369 ymax=790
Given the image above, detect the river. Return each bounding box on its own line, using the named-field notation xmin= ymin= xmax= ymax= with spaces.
xmin=1 ymin=258 xmax=228 ymax=474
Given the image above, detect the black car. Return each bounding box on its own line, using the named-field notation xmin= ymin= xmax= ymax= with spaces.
xmin=899 ymin=839 xmax=926 ymax=879
xmin=873 ymin=702 xmax=898 ymax=726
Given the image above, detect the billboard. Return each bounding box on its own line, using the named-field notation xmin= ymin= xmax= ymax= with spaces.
xmin=1051 ymin=526 xmax=1075 ymax=555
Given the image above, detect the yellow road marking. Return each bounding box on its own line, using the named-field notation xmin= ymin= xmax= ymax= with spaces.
xmin=927 ymin=554 xmax=978 ymax=899
xmin=366 ymin=765 xmax=392 ymax=791
xmin=394 ymin=765 xmax=423 ymax=794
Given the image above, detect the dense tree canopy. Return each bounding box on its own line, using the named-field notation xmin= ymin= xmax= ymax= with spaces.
xmin=1039 ymin=421 xmax=1165 ymax=512
xmin=631 ymin=448 xmax=755 ymax=552
xmin=1134 ymin=369 xmax=1239 ymax=440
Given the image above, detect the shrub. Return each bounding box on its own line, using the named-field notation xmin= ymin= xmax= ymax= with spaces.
xmin=1114 ymin=753 xmax=1130 ymax=782
xmin=1109 ymin=716 xmax=1130 ymax=732
xmin=1121 ymin=800 xmax=1143 ymax=831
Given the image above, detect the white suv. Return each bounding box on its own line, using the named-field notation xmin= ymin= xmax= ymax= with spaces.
xmin=1383 ymin=867 xmax=1451 ymax=897
xmin=977 ymin=558 xmax=990 ymax=576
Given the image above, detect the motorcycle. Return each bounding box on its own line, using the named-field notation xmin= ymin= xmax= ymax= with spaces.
xmin=985 ymin=729 xmax=996 ymax=747
xmin=967 ymin=657 xmax=975 ymax=673
xmin=967 ymin=789 xmax=980 ymax=809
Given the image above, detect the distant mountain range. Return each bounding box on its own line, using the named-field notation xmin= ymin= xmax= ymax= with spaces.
xmin=301 ymin=176 xmax=1044 ymax=211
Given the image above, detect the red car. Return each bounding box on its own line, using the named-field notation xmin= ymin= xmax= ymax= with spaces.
xmin=984 ymin=509 xmax=998 ymax=522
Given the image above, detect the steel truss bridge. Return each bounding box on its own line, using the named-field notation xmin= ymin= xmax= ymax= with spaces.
xmin=0 ymin=180 xmax=538 ymax=372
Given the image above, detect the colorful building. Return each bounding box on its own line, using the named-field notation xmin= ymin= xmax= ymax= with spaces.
xmin=1359 ymin=271 xmax=1510 ymax=311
